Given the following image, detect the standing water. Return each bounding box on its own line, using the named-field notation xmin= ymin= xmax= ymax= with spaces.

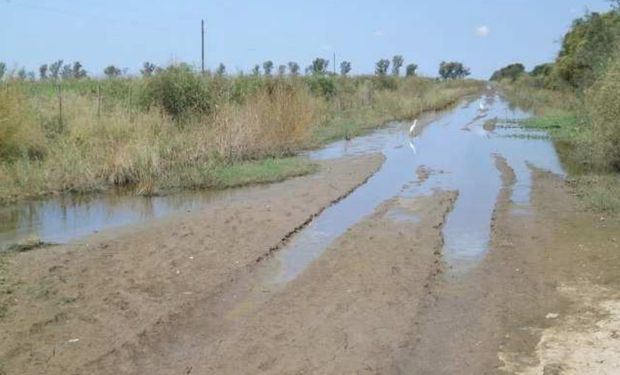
xmin=271 ymin=94 xmax=564 ymax=282
xmin=0 ymin=94 xmax=564 ymax=279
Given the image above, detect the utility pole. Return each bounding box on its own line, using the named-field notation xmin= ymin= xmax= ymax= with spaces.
xmin=201 ymin=19 xmax=205 ymax=74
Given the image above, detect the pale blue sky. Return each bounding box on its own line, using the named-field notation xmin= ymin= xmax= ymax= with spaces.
xmin=0 ymin=0 xmax=613 ymax=78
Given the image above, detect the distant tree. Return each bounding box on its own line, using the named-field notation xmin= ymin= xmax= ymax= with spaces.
xmin=17 ymin=67 xmax=27 ymax=80
xmin=490 ymin=63 xmax=525 ymax=81
xmin=340 ymin=61 xmax=352 ymax=76
xmin=262 ymin=60 xmax=274 ymax=76
xmin=39 ymin=64 xmax=48 ymax=80
xmin=27 ymin=71 xmax=36 ymax=81
xmin=103 ymin=65 xmax=122 ymax=78
xmin=252 ymin=64 xmax=261 ymax=76
xmin=310 ymin=58 xmax=330 ymax=75
xmin=288 ymin=61 xmax=300 ymax=76
xmin=61 ymin=64 xmax=73 ymax=79
xmin=439 ymin=61 xmax=471 ymax=79
xmin=141 ymin=62 xmax=157 ymax=77
xmin=49 ymin=60 xmax=63 ymax=80
xmin=375 ymin=59 xmax=390 ymax=76
xmin=405 ymin=63 xmax=418 ymax=77
xmin=391 ymin=55 xmax=404 ymax=76
xmin=0 ymin=62 xmax=6 ymax=80
xmin=72 ymin=61 xmax=87 ymax=79
xmin=277 ymin=64 xmax=286 ymax=76
xmin=216 ymin=63 xmax=226 ymax=76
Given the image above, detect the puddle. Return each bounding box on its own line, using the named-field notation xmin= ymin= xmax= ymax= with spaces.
xmin=272 ymin=93 xmax=564 ymax=282
xmin=0 ymin=187 xmax=259 ymax=248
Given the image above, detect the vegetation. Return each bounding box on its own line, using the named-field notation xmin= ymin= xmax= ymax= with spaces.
xmin=498 ymin=3 xmax=620 ymax=212
xmin=439 ymin=61 xmax=471 ymax=80
xmin=0 ymin=58 xmax=481 ymax=204
xmin=490 ymin=63 xmax=525 ymax=82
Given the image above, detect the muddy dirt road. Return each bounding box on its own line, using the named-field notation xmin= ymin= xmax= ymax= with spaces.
xmin=1 ymin=94 xmax=620 ymax=374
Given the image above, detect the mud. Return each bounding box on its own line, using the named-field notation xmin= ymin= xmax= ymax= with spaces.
xmin=2 ymin=95 xmax=620 ymax=374
xmin=0 ymin=155 xmax=384 ymax=375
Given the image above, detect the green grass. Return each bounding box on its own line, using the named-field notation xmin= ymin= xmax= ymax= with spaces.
xmin=570 ymin=174 xmax=620 ymax=213
xmin=501 ymin=83 xmax=620 ymax=213
xmin=207 ymin=157 xmax=319 ymax=189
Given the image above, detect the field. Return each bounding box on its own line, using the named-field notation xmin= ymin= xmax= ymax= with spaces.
xmin=0 ymin=72 xmax=482 ymax=204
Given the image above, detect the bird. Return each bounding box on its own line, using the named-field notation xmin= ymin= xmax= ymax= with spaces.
xmin=479 ymin=101 xmax=486 ymax=111
xmin=409 ymin=119 xmax=418 ymax=135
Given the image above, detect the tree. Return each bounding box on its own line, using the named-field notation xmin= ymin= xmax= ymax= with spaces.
xmin=39 ymin=64 xmax=48 ymax=80
xmin=531 ymin=63 xmax=554 ymax=77
xmin=252 ymin=64 xmax=261 ymax=76
xmin=0 ymin=62 xmax=5 ymax=80
xmin=405 ymin=63 xmax=418 ymax=77
xmin=72 ymin=61 xmax=87 ymax=79
xmin=309 ymin=58 xmax=330 ymax=75
xmin=490 ymin=63 xmax=525 ymax=81
xmin=103 ymin=65 xmax=122 ymax=78
xmin=17 ymin=67 xmax=27 ymax=80
xmin=555 ymin=10 xmax=620 ymax=89
xmin=288 ymin=61 xmax=300 ymax=76
xmin=340 ymin=61 xmax=352 ymax=76
xmin=141 ymin=62 xmax=157 ymax=77
xmin=392 ymin=55 xmax=404 ymax=76
xmin=277 ymin=64 xmax=286 ymax=76
xmin=49 ymin=60 xmax=63 ymax=80
xmin=439 ymin=61 xmax=471 ymax=79
xmin=61 ymin=64 xmax=73 ymax=80
xmin=27 ymin=71 xmax=36 ymax=81
xmin=375 ymin=59 xmax=390 ymax=76
xmin=216 ymin=63 xmax=226 ymax=76
xmin=262 ymin=60 xmax=274 ymax=76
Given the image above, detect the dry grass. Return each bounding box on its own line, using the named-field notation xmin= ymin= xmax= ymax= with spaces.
xmin=0 ymin=76 xmax=481 ymax=203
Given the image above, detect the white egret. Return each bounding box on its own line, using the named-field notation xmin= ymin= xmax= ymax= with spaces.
xmin=479 ymin=101 xmax=485 ymax=111
xmin=409 ymin=119 xmax=418 ymax=135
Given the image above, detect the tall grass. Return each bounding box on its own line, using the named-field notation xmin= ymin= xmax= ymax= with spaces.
xmin=587 ymin=52 xmax=620 ymax=171
xmin=0 ymin=72 xmax=482 ymax=203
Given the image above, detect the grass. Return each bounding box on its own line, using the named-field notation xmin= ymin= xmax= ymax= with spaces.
xmin=194 ymin=157 xmax=319 ymax=189
xmin=570 ymin=174 xmax=620 ymax=214
xmin=0 ymin=74 xmax=482 ymax=204
xmin=500 ymin=79 xmax=620 ymax=213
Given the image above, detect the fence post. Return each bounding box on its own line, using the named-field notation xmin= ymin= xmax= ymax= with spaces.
xmin=57 ymin=83 xmax=63 ymax=131
xmin=97 ymin=84 xmax=101 ymax=118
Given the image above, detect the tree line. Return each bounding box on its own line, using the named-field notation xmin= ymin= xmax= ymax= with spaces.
xmin=0 ymin=56 xmax=471 ymax=81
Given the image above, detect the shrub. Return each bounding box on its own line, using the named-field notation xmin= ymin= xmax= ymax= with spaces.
xmin=305 ymin=75 xmax=337 ymax=98
xmin=587 ymin=52 xmax=620 ymax=170
xmin=141 ymin=64 xmax=211 ymax=120
xmin=0 ymin=85 xmax=46 ymax=161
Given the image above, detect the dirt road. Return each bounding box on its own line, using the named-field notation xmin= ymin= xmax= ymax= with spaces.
xmin=2 ymin=96 xmax=620 ymax=374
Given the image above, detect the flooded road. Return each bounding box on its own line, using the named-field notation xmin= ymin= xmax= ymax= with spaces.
xmin=6 ymin=93 xmax=617 ymax=375
xmin=273 ymin=93 xmax=564 ymax=280
xmin=1 ymin=94 xmax=563 ymax=268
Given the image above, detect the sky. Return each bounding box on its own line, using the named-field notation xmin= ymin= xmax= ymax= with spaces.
xmin=0 ymin=0 xmax=614 ymax=79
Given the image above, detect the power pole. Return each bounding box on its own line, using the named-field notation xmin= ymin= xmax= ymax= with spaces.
xmin=201 ymin=19 xmax=205 ymax=74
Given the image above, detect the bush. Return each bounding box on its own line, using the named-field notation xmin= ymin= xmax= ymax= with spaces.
xmin=141 ymin=64 xmax=211 ymax=120
xmin=305 ymin=75 xmax=337 ymax=98
xmin=587 ymin=52 xmax=620 ymax=170
xmin=0 ymin=85 xmax=46 ymax=161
